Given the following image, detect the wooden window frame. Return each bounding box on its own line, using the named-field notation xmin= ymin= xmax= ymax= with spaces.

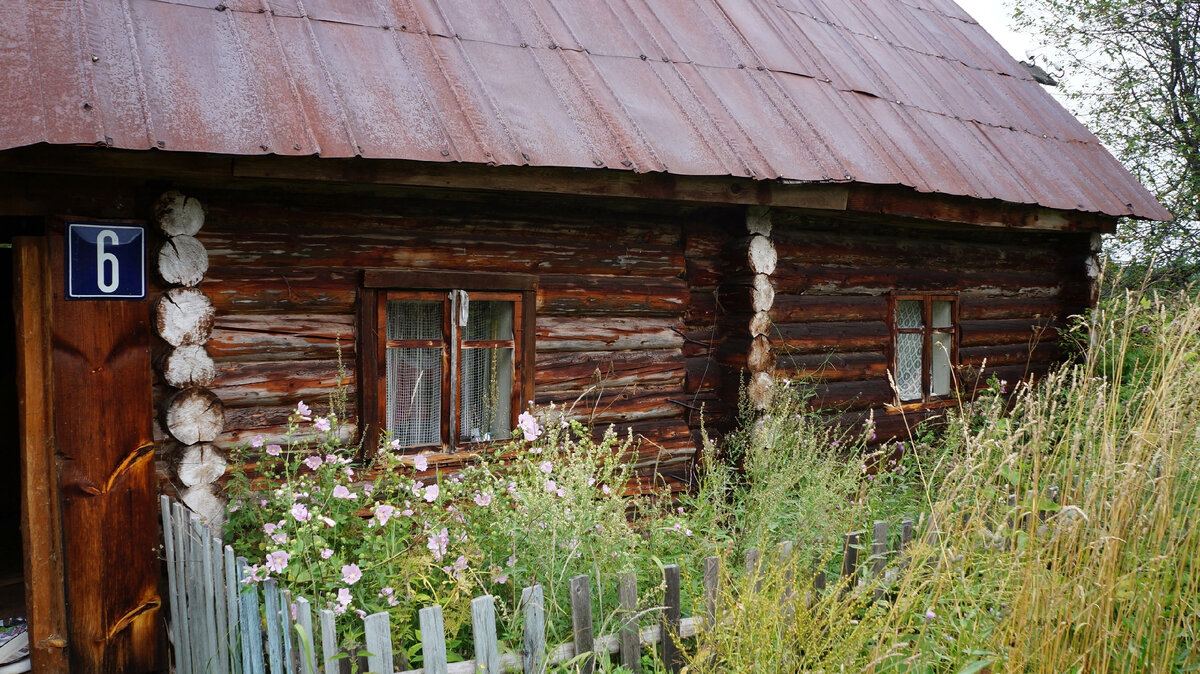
xmin=889 ymin=293 xmax=959 ymax=403
xmin=360 ymin=270 xmax=537 ymax=456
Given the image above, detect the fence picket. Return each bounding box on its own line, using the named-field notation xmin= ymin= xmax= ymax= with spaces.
xmin=364 ymin=611 xmax=394 ymax=674
xmin=295 ymin=598 xmax=316 ymax=674
xmin=180 ymin=507 xmax=203 ymax=674
xmin=281 ymin=588 xmax=298 ymax=673
xmin=211 ymin=536 xmax=230 ymax=674
xmin=778 ymin=541 xmax=795 ymax=604
xmin=872 ymin=521 xmax=888 ymax=601
xmin=419 ymin=605 xmax=448 ymax=674
xmin=617 ymin=573 xmax=641 ymax=672
xmin=568 ymin=575 xmax=595 ymax=674
xmin=160 ymin=496 xmax=187 ymax=674
xmin=319 ymin=609 xmax=338 ymax=674
xmin=198 ymin=519 xmax=220 ymax=672
xmin=238 ymin=557 xmax=266 ymax=674
xmin=662 ymin=565 xmax=681 ymax=673
xmin=471 ymin=595 xmax=501 ymax=674
xmin=841 ymin=531 xmax=861 ymax=597
xmin=225 ymin=545 xmax=242 ymax=674
xmin=521 ymin=584 xmax=545 ymax=674
xmin=264 ymin=579 xmax=285 ymax=673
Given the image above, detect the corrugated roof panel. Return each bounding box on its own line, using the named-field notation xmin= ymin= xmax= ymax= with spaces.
xmin=0 ymin=0 xmax=1171 ymax=220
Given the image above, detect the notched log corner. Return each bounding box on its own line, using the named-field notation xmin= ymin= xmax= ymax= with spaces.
xmin=155 ymin=190 xmax=205 ymax=237
xmin=155 ymin=287 xmax=216 ymax=347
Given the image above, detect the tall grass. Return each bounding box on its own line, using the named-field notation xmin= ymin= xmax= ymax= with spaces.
xmin=686 ymin=289 xmax=1200 ymax=672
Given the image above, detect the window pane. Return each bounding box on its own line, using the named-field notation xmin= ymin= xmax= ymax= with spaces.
xmin=896 ymin=300 xmax=923 ymax=329
xmin=896 ymin=333 xmax=923 ymax=401
xmin=931 ymin=333 xmax=952 ymax=396
xmin=387 ymin=300 xmax=442 ymax=340
xmin=932 ymin=301 xmax=953 ymax=329
xmin=464 ymin=301 xmax=514 ymax=341
xmin=460 ymin=346 xmax=513 ymax=442
xmin=386 ymin=347 xmax=442 ymax=447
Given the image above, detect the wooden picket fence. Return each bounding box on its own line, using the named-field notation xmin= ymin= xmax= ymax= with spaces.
xmin=160 ymin=495 xmax=927 ymax=674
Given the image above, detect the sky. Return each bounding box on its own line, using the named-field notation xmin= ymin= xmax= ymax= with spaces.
xmin=952 ymin=0 xmax=1034 ymax=63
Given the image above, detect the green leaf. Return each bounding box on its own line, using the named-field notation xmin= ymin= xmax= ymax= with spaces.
xmin=957 ymin=659 xmax=993 ymax=674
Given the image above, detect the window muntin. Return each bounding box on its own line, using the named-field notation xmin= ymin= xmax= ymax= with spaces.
xmin=375 ymin=289 xmax=525 ymax=450
xmin=893 ymin=295 xmax=957 ymax=402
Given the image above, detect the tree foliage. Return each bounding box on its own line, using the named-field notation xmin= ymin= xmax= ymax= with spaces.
xmin=1014 ymin=0 xmax=1199 ymax=285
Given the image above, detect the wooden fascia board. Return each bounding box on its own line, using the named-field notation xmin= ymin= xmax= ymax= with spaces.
xmin=0 ymin=146 xmax=1115 ymax=232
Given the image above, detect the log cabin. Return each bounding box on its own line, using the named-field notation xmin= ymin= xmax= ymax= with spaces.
xmin=0 ymin=0 xmax=1169 ymax=670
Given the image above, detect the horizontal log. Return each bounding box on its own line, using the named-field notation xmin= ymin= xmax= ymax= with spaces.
xmin=211 ymin=359 xmax=356 ymax=407
xmin=812 ymin=379 xmax=894 ymax=411
xmin=206 ymin=201 xmax=686 ymax=247
xmin=536 ymin=274 xmax=688 ymax=317
xmin=685 ymin=356 xmax=722 ymax=394
xmin=201 ymin=267 xmax=358 ymax=314
xmin=536 ymin=317 xmax=684 ymax=352
xmin=207 ymin=313 xmax=356 ymax=362
xmin=959 ymin=319 xmax=1062 ymax=348
xmin=959 ymin=342 xmax=1062 ymax=367
xmin=200 ymin=230 xmax=684 ymax=277
xmin=685 ymin=290 xmax=718 ymax=325
xmin=774 ymin=321 xmax=890 ymax=354
xmin=679 ymin=327 xmax=719 ymax=358
xmin=217 ymin=420 xmax=357 ymax=448
xmin=959 ymin=297 xmax=1077 ymax=321
xmin=772 ymin=264 xmax=1068 ymax=296
xmin=772 ymin=229 xmax=1084 ymax=275
xmin=535 ymin=386 xmax=688 ymax=424
xmin=684 ymin=222 xmax=727 ymax=258
xmin=534 ymin=349 xmax=685 ymax=392
xmin=685 ymin=258 xmax=722 ymax=288
xmin=777 ymin=351 xmax=889 ymax=382
xmin=770 ymin=295 xmax=888 ymax=323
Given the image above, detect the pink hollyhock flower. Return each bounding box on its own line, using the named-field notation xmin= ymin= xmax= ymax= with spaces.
xmin=290 ymin=503 xmax=311 ymax=522
xmin=413 ymin=454 xmax=428 ymax=472
xmin=341 ymin=563 xmax=362 ymax=585
xmin=320 ymin=516 xmax=336 ymax=528
xmin=540 ymin=461 xmax=553 ymax=474
xmin=251 ymin=435 xmax=265 ymax=448
xmin=265 ymin=550 xmax=290 ymax=574
xmin=303 ymin=456 xmax=323 ymax=470
xmin=266 ymin=444 xmax=282 ymax=457
xmin=423 ymin=484 xmax=439 ymax=503
xmin=473 ymin=492 xmax=492 ymax=507
xmin=320 ymin=548 xmax=333 ymax=559
xmin=427 ymin=528 xmax=449 ymax=560
xmin=263 ymin=522 xmax=278 ymax=535
xmin=296 ymin=401 xmax=311 ymax=419
xmin=271 ymin=532 xmax=287 ymax=545
xmin=517 ymin=412 xmax=542 ymax=441
xmin=544 ymin=479 xmax=557 ymax=493
xmin=379 ymin=587 xmax=399 ymax=607
xmin=373 ymin=504 xmax=395 ymax=526
xmin=337 ymin=587 xmax=352 ymax=606
xmin=314 ymin=417 xmax=331 ymax=432
xmin=332 ymin=485 xmax=356 ymax=500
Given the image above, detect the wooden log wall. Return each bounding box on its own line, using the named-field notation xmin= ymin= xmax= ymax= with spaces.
xmin=162 ymin=194 xmax=712 ymax=492
xmin=765 ymin=210 xmax=1093 ymax=440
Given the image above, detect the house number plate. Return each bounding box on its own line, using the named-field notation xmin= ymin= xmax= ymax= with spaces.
xmin=66 ymin=222 xmax=146 ymax=300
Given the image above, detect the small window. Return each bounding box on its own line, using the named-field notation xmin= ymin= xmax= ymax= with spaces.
xmin=362 ymin=271 xmax=535 ymax=453
xmin=892 ymin=295 xmax=957 ymax=402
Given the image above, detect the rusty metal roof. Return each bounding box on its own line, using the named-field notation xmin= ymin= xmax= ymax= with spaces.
xmin=0 ymin=0 xmax=1171 ymax=220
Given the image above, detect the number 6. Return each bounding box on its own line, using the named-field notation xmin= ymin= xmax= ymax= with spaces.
xmin=96 ymin=229 xmax=120 ymax=293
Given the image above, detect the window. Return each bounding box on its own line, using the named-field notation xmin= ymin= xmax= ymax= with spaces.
xmin=892 ymin=295 xmax=957 ymax=402
xmin=361 ymin=271 xmax=536 ymax=452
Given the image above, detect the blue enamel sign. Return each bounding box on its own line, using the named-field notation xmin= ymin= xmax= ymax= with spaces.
xmin=66 ymin=223 xmax=146 ymax=300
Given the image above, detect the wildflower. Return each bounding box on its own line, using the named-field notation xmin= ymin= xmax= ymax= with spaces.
xmin=555 ymin=487 xmax=565 ymax=498
xmin=332 ymin=485 xmax=356 ymax=500
xmin=389 ymin=439 xmax=401 ymax=450
xmin=355 ymin=609 xmax=367 ymax=619
xmin=685 ymin=529 xmax=693 ymax=537
xmin=262 ymin=444 xmax=281 ymax=457
xmin=473 ymin=492 xmax=492 ymax=507
xmin=379 ymin=587 xmax=399 ymax=607
xmin=296 ymin=401 xmax=312 ymax=419
xmin=314 ymin=417 xmax=331 ymax=432
xmin=290 ymin=503 xmax=311 ymax=522
xmin=362 ymin=483 xmax=374 ymax=494
xmin=423 ymin=484 xmax=439 ymax=503
xmin=341 ymin=564 xmax=362 ymax=585
xmin=320 ymin=548 xmax=333 ymax=559
xmin=343 ymin=466 xmax=354 ymax=478
xmin=401 ymin=508 xmax=414 ymax=517
xmin=265 ymin=550 xmax=290 ymax=574
xmin=332 ymin=604 xmax=346 ymax=615
xmin=337 ymin=587 xmax=352 ymax=606
xmin=413 ymin=454 xmax=428 ymax=472
xmin=271 ymin=532 xmax=288 ymax=546
xmin=924 ymin=610 xmax=937 ymax=621
xmin=427 ymin=528 xmax=449 ymax=560
xmin=539 ymin=461 xmax=553 ymax=474
xmin=517 ymin=411 xmax=542 ymax=441
xmin=242 ymin=564 xmax=267 ymax=584
xmin=251 ymin=435 xmax=265 ymax=448
xmin=545 ymin=479 xmax=557 ymax=493
xmin=320 ymin=516 xmax=336 ymax=528
xmin=601 ymin=484 xmax=612 ymax=495
xmin=303 ymin=456 xmax=323 ymax=470
xmin=496 ymin=574 xmax=508 ymax=584
xmin=263 ymin=522 xmax=279 ymax=535
xmin=373 ymin=504 xmax=396 ymax=526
